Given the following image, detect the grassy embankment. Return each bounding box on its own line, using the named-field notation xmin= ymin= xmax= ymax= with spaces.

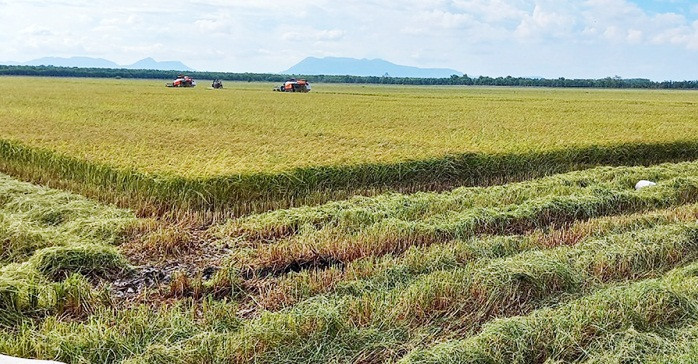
xmin=1 ymin=77 xmax=698 ymax=220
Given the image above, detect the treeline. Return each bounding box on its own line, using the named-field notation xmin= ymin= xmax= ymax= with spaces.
xmin=1 ymin=65 xmax=697 ymax=89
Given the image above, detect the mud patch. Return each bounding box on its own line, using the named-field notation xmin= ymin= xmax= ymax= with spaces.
xmin=112 ymin=264 xmax=221 ymax=300
xmin=115 ymin=225 xmax=229 ymax=304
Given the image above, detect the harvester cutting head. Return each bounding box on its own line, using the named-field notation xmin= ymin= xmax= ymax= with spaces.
xmin=273 ymin=78 xmax=311 ymax=92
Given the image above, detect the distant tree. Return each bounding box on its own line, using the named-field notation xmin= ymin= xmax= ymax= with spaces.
xmin=0 ymin=65 xmax=695 ymax=89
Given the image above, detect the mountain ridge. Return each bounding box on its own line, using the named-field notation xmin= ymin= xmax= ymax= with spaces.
xmin=282 ymin=57 xmax=462 ymax=78
xmin=2 ymin=56 xmax=193 ymax=71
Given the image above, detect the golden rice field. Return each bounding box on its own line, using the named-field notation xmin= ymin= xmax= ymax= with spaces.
xmin=1 ymin=77 xmax=698 ymax=218
xmin=1 ymin=77 xmax=697 ymax=176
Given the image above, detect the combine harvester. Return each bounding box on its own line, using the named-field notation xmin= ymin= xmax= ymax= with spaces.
xmin=166 ymin=74 xmax=196 ymax=87
xmin=273 ymin=78 xmax=311 ymax=92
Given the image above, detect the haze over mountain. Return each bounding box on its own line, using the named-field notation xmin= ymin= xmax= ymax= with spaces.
xmin=283 ymin=57 xmax=463 ymax=78
xmin=2 ymin=57 xmax=193 ymax=71
xmin=127 ymin=58 xmax=193 ymax=71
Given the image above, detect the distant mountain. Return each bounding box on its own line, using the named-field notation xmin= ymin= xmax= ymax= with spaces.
xmin=24 ymin=56 xmax=119 ymax=68
xmin=282 ymin=57 xmax=462 ymax=78
xmin=2 ymin=56 xmax=193 ymax=71
xmin=128 ymin=57 xmax=192 ymax=71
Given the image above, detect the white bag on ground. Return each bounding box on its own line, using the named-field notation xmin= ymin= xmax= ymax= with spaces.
xmin=635 ymin=180 xmax=657 ymax=190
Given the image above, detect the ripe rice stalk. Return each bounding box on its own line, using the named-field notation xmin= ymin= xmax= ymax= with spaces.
xmin=400 ymin=262 xmax=698 ymax=364
xmin=224 ymin=161 xmax=698 ymax=240
xmin=222 ymin=177 xmax=698 ymax=277
xmin=3 ymin=139 xmax=698 ymax=223
xmin=199 ymin=223 xmax=698 ymax=363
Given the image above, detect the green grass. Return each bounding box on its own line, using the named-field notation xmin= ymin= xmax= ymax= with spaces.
xmin=1 ymin=77 xmax=698 ymax=218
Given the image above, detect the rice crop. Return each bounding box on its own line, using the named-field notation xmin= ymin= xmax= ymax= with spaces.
xmin=0 ymin=172 xmax=136 ymax=327
xmin=222 ymin=160 xmax=698 ymax=238
xmin=401 ymin=262 xmax=698 ymax=364
xmin=2 ymin=78 xmax=698 ymax=363
xmin=174 ymin=222 xmax=696 ymax=363
xmin=3 ymin=161 xmax=698 ymax=362
xmin=221 ymin=202 xmax=698 ymax=312
xmin=217 ymin=162 xmax=698 ymax=277
xmin=1 ymin=77 xmax=697 ymax=219
xmin=580 ymin=323 xmax=698 ymax=363
xmin=0 ymin=173 xmax=136 ymax=264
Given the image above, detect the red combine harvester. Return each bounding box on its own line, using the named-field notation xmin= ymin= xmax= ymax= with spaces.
xmin=166 ymin=74 xmax=196 ymax=87
xmin=273 ymin=78 xmax=311 ymax=92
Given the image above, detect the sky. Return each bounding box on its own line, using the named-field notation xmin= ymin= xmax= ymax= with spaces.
xmin=1 ymin=0 xmax=697 ymax=80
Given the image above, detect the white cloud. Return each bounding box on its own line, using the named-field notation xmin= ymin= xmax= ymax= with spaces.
xmin=515 ymin=3 xmax=577 ymax=40
xmin=19 ymin=24 xmax=54 ymax=36
xmin=627 ymin=29 xmax=644 ymax=43
xmin=423 ymin=9 xmax=474 ymax=29
xmin=192 ymin=13 xmax=246 ymax=37
xmin=282 ymin=29 xmax=345 ymax=42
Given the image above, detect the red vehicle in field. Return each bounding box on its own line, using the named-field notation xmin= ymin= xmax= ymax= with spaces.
xmin=273 ymin=78 xmax=311 ymax=92
xmin=166 ymin=74 xmax=196 ymax=87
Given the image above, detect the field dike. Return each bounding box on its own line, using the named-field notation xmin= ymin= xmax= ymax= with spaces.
xmin=2 ymin=139 xmax=698 ymax=222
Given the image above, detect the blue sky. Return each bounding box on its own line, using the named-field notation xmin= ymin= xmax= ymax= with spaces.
xmin=632 ymin=0 xmax=696 ymax=15
xmin=1 ymin=0 xmax=696 ymax=80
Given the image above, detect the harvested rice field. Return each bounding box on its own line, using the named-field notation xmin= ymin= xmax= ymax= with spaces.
xmin=2 ymin=161 xmax=698 ymax=363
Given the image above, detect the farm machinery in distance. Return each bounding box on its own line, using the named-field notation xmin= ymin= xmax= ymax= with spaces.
xmin=273 ymin=78 xmax=311 ymax=92
xmin=166 ymin=75 xmax=196 ymax=87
